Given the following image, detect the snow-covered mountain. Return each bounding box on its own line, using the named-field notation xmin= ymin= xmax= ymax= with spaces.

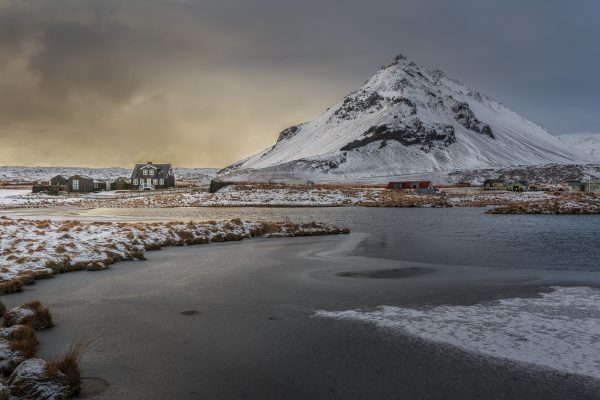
xmin=220 ymin=55 xmax=592 ymax=183
xmin=558 ymin=132 xmax=600 ymax=160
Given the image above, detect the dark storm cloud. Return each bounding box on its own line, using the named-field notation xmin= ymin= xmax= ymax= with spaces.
xmin=0 ymin=0 xmax=598 ymax=167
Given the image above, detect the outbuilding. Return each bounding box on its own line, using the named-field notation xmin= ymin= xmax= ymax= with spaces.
xmin=483 ymin=179 xmax=506 ymax=190
xmin=50 ymin=175 xmax=69 ymax=187
xmin=387 ymin=181 xmax=435 ymax=193
xmin=67 ymin=175 xmax=94 ymax=193
xmin=93 ymin=180 xmax=109 ymax=191
xmin=508 ymin=181 xmax=528 ymax=192
xmin=111 ymin=177 xmax=132 ymax=191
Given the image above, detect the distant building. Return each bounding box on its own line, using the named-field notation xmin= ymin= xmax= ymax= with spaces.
xmin=111 ymin=177 xmax=132 ymax=191
xmin=387 ymin=181 xmax=435 ymax=193
xmin=130 ymin=161 xmax=176 ymax=190
xmin=565 ymin=180 xmax=600 ymax=192
xmin=483 ymin=179 xmax=506 ymax=190
xmin=50 ymin=175 xmax=69 ymax=187
xmin=508 ymin=181 xmax=528 ymax=192
xmin=93 ymin=180 xmax=109 ymax=191
xmin=589 ymin=182 xmax=600 ymax=192
xmin=67 ymin=175 xmax=95 ymax=193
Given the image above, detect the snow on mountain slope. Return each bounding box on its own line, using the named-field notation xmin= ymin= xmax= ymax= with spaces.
xmin=220 ymin=55 xmax=592 ymax=182
xmin=558 ymin=132 xmax=600 ymax=160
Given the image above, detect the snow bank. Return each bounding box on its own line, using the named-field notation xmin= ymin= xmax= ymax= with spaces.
xmin=0 ymin=217 xmax=348 ymax=292
xmin=316 ymin=286 xmax=600 ymax=379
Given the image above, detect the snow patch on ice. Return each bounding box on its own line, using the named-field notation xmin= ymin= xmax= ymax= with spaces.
xmin=315 ymin=286 xmax=600 ymax=379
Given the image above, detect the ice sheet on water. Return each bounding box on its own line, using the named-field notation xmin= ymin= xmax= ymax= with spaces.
xmin=316 ymin=286 xmax=600 ymax=379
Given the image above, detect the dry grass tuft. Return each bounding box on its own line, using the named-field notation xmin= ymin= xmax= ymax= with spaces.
xmin=47 ymin=337 xmax=95 ymax=397
xmin=0 ymin=279 xmax=24 ymax=295
xmin=2 ymin=300 xmax=54 ymax=330
xmin=130 ymin=250 xmax=146 ymax=260
xmin=6 ymin=325 xmax=38 ymax=358
xmin=144 ymin=243 xmax=162 ymax=251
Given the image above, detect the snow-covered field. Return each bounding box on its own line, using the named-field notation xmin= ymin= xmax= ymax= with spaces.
xmin=0 ymin=166 xmax=217 ymax=183
xmin=316 ymin=286 xmax=600 ymax=380
xmin=0 ymin=217 xmax=347 ymax=290
xmin=2 ymin=186 xmax=599 ymax=213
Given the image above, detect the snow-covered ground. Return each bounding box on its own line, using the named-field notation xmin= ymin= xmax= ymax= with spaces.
xmin=3 ymin=185 xmax=599 ymax=211
xmin=316 ymin=286 xmax=600 ymax=380
xmin=558 ymin=132 xmax=600 ymax=160
xmin=0 ymin=166 xmax=217 ymax=183
xmin=0 ymin=217 xmax=347 ymax=287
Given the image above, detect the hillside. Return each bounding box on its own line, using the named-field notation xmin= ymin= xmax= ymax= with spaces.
xmin=558 ymin=132 xmax=600 ymax=160
xmin=220 ymin=55 xmax=592 ymax=183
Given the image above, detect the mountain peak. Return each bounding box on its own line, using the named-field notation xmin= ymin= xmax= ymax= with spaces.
xmin=219 ymin=55 xmax=592 ymax=182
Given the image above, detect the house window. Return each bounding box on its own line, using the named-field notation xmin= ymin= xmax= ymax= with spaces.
xmin=159 ymin=179 xmax=164 ymax=185
xmin=149 ymin=169 xmax=154 ymax=176
xmin=153 ymin=179 xmax=158 ymax=185
xmin=133 ymin=179 xmax=138 ymax=185
xmin=72 ymin=179 xmax=79 ymax=190
xmin=143 ymin=169 xmax=148 ymax=175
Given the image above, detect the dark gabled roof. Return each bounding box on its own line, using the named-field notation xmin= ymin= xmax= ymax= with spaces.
xmin=69 ymin=174 xmax=93 ymax=180
xmin=131 ymin=162 xmax=173 ymax=180
xmin=51 ymin=175 xmax=69 ymax=180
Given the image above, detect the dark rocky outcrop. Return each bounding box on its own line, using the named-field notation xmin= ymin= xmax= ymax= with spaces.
xmin=277 ymin=125 xmax=300 ymax=142
xmin=334 ymin=92 xmax=385 ymax=120
xmin=341 ymin=119 xmax=456 ymax=152
xmin=452 ymin=102 xmax=494 ymax=138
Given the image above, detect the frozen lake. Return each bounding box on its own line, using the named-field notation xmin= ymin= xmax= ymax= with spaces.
xmin=2 ymin=206 xmax=600 ymax=399
xmin=5 ymin=206 xmax=598 ymax=271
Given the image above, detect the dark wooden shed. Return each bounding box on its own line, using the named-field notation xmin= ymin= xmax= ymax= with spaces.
xmin=111 ymin=177 xmax=132 ymax=191
xmin=50 ymin=175 xmax=69 ymax=186
xmin=67 ymin=175 xmax=94 ymax=193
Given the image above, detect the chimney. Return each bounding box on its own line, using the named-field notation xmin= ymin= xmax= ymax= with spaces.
xmin=147 ymin=161 xmax=152 ymax=165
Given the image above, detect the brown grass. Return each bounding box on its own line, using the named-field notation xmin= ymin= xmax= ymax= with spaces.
xmin=46 ymin=337 xmax=94 ymax=397
xmin=144 ymin=243 xmax=162 ymax=251
xmin=0 ymin=279 xmax=24 ymax=295
xmin=2 ymin=300 xmax=54 ymax=330
xmin=6 ymin=325 xmax=38 ymax=358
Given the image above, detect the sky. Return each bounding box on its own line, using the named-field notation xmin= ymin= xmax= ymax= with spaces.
xmin=0 ymin=0 xmax=598 ymax=168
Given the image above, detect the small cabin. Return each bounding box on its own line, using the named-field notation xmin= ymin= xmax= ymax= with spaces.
xmin=565 ymin=180 xmax=600 ymax=192
xmin=508 ymin=181 xmax=528 ymax=192
xmin=67 ymin=175 xmax=95 ymax=193
xmin=483 ymin=179 xmax=506 ymax=190
xmin=111 ymin=177 xmax=132 ymax=191
xmin=387 ymin=181 xmax=434 ymax=193
xmin=130 ymin=161 xmax=176 ymax=190
xmin=93 ymin=180 xmax=109 ymax=191
xmin=565 ymin=180 xmax=585 ymax=192
xmin=50 ymin=175 xmax=69 ymax=186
